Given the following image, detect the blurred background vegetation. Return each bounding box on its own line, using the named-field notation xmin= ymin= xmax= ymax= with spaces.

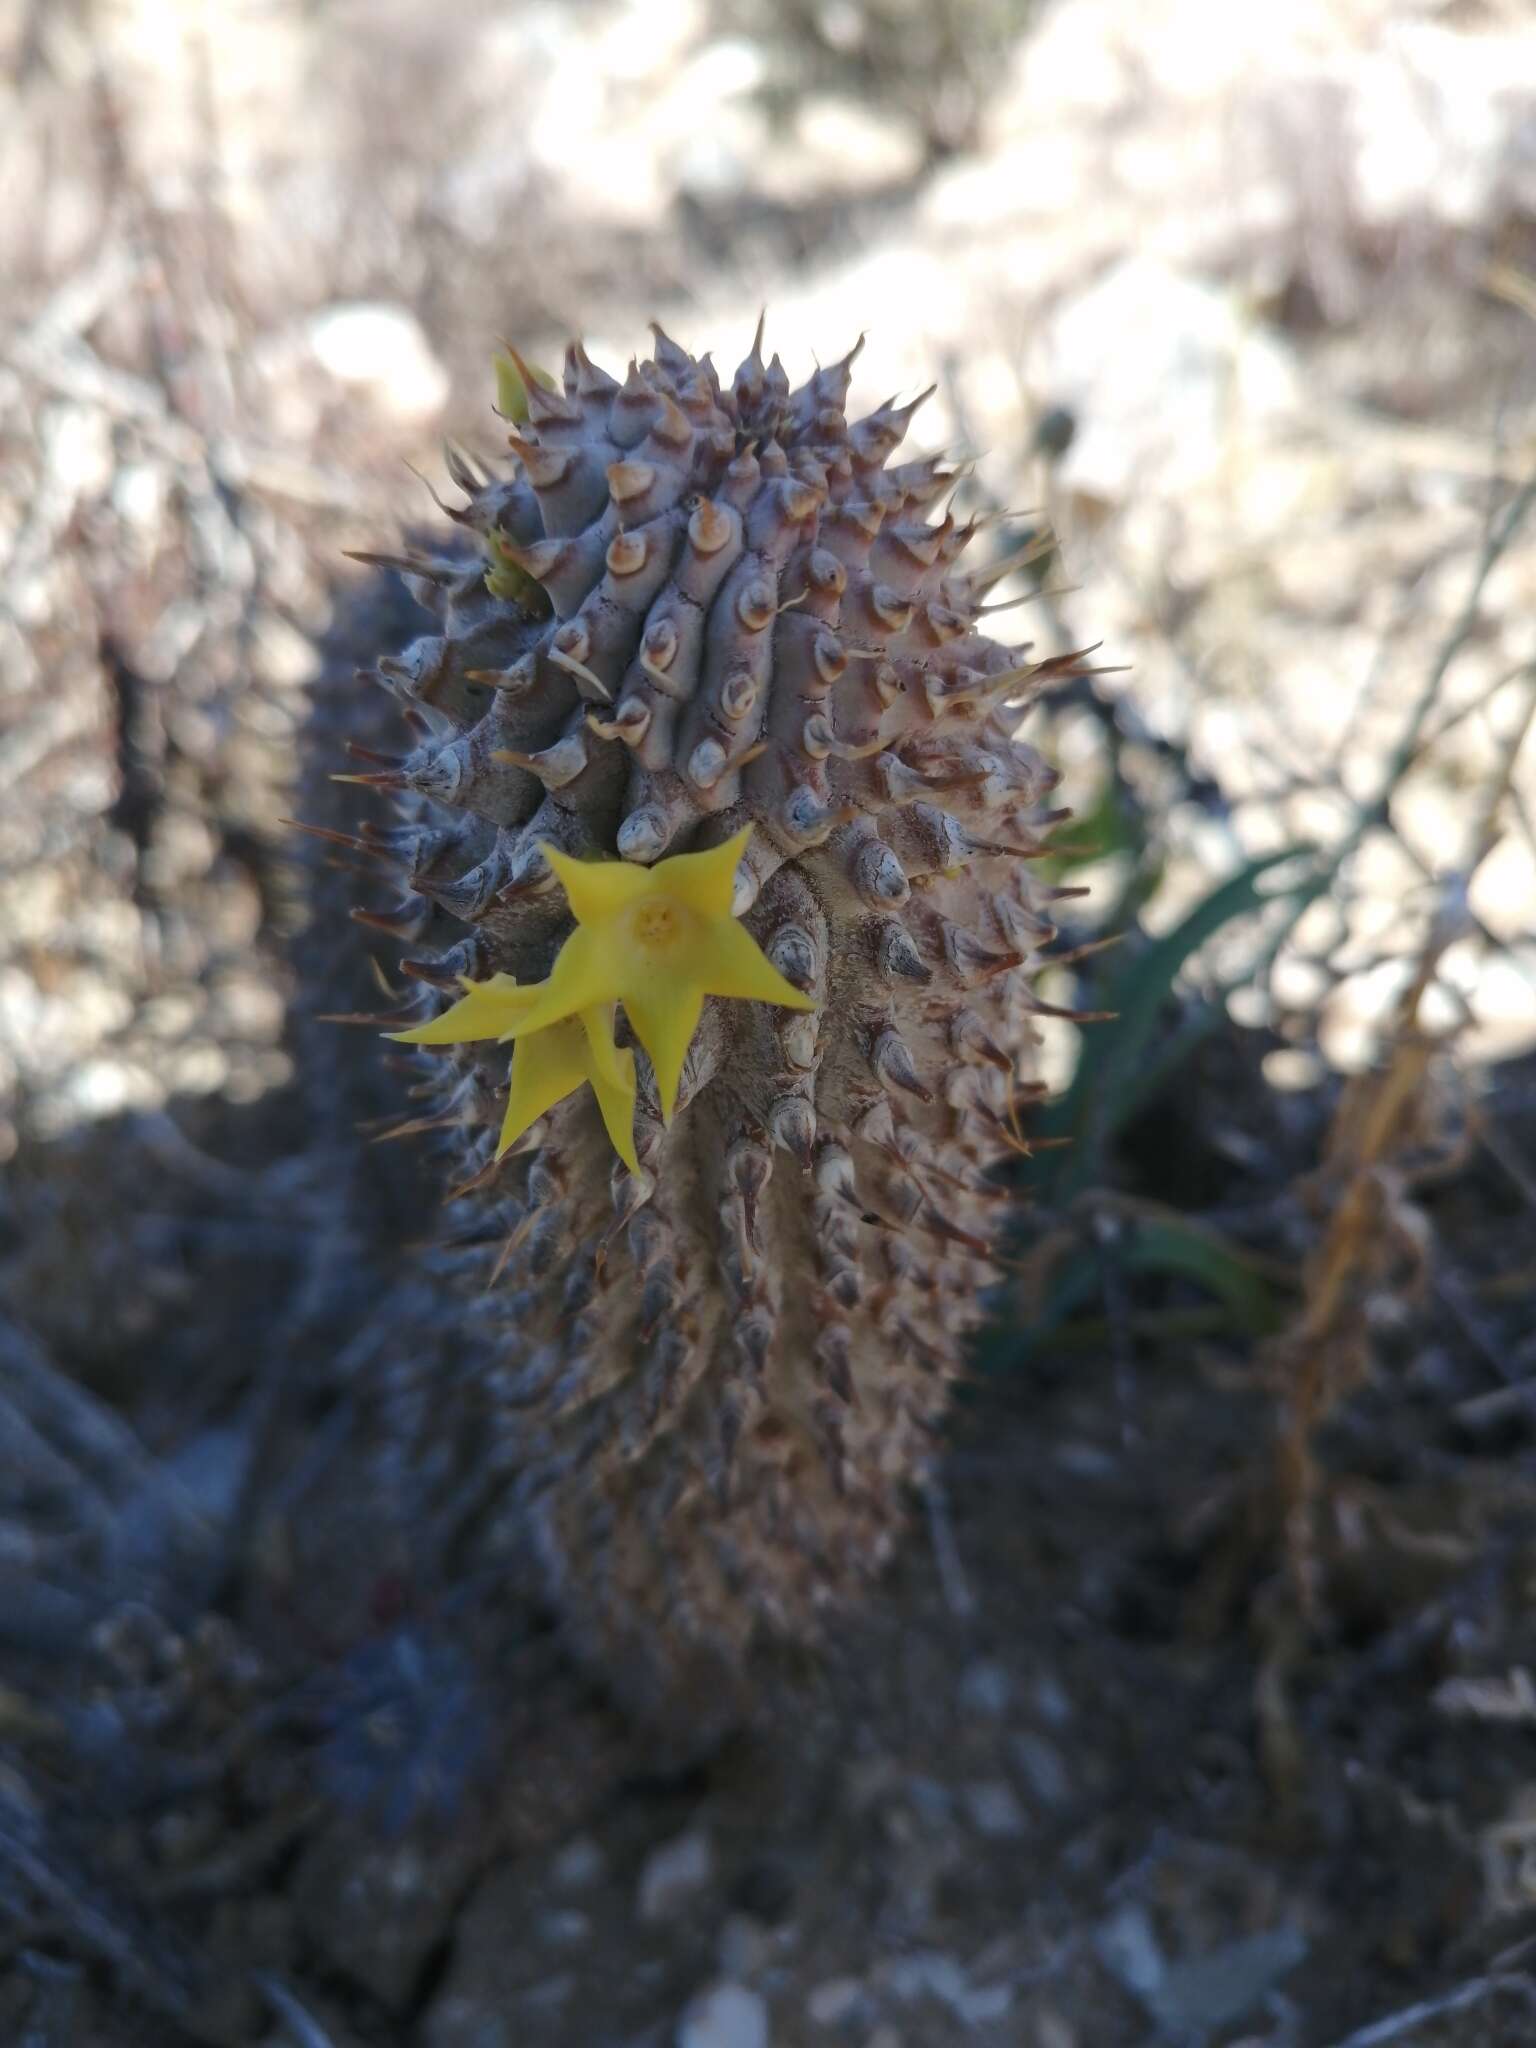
xmin=3 ymin=2 xmax=1536 ymax=2044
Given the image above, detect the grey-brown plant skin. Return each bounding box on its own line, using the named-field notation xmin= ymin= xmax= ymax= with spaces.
xmin=341 ymin=324 xmax=1088 ymax=1738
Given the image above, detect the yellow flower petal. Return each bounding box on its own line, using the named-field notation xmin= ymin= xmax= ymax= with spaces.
xmin=495 ymin=1008 xmax=639 ymax=1169
xmin=651 ymin=826 xmax=754 ymax=921
xmin=498 ymin=925 xmax=620 ymax=1038
xmin=495 ymin=1018 xmax=590 ymax=1159
xmin=540 ymin=842 xmax=655 ymax=926
xmin=623 ymin=982 xmax=705 ymax=1123
xmin=576 ymin=1003 xmax=627 ymax=1087
xmin=681 ymin=914 xmax=815 ymax=1010
xmin=387 ymin=972 xmax=639 ymax=1172
xmin=578 ymin=1009 xmax=640 ymax=1173
xmin=411 ymin=828 xmax=814 ymax=1149
xmin=386 ymin=972 xmax=530 ymax=1045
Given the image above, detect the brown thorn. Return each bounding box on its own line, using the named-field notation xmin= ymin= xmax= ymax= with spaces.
xmin=350 ymin=905 xmax=419 ymax=939
xmin=547 ymin=643 xmax=613 ymax=701
xmin=342 ymin=548 xmax=459 ymax=586
xmin=277 ymin=816 xmax=378 ymax=857
xmin=443 ymin=1155 xmax=504 ymax=1205
xmin=443 ymin=439 xmax=488 ymax=490
xmin=345 ymin=741 xmax=406 ymax=768
xmin=961 ymin=1029 xmax=1014 ymax=1074
xmin=914 ymin=765 xmax=992 ymax=797
xmin=465 ymin=666 xmax=538 ymax=693
xmin=960 ymin=946 xmax=1026 ymax=983
xmin=1026 ymin=994 xmax=1118 ymax=1023
xmin=403 ymin=458 xmax=471 ymax=524
xmin=966 ymin=839 xmax=1051 ymax=861
xmin=1046 ymin=932 xmax=1124 ymax=970
xmin=975 ymin=584 xmax=1081 ymax=616
xmin=919 ymin=1199 xmax=990 ymax=1255
xmin=325 ymin=852 xmax=389 ymax=885
xmin=371 ymin=1113 xmax=466 ymax=1145
xmin=315 ymin=1008 xmax=420 ymax=1028
xmin=486 ymin=1210 xmax=536 ymax=1290
xmin=398 ymin=955 xmax=461 ymax=987
xmin=923 ymin=1156 xmax=1005 ymax=1201
xmin=495 ymin=874 xmax=551 ymax=906
xmin=963 ymin=530 xmax=1058 ymax=595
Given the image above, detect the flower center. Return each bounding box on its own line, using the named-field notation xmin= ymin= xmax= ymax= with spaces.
xmin=632 ymin=899 xmax=681 ymax=949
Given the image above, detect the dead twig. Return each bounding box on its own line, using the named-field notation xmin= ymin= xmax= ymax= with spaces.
xmin=0 ymin=1788 xmax=218 ymax=2043
xmin=1327 ymin=1974 xmax=1536 ymax=2047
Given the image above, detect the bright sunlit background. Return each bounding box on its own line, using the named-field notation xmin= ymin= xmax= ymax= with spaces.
xmin=4 ymin=0 xmax=1534 ymax=1147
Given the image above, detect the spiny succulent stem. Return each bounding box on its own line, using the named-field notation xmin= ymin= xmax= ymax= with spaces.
xmin=332 ymin=321 xmax=1089 ymax=1733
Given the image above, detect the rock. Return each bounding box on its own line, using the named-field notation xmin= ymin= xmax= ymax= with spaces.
xmin=537 ymin=1908 xmax=590 ymax=1946
xmin=879 ymin=1949 xmax=1012 ymax=2023
xmin=1351 ymin=21 xmax=1536 ymax=231
xmin=1095 ymin=1900 xmax=1307 ymax=2035
xmin=843 ymin=1755 xmax=902 ymax=1815
xmin=1039 ymin=258 xmax=1299 ymax=505
xmin=1094 ymin=1904 xmax=1165 ymax=2004
xmin=960 ymin=1981 xmax=1014 ymax=2024
xmin=1148 ymin=1926 xmax=1308 ymax=2037
xmin=806 ymin=1977 xmax=865 ymax=2027
xmin=1011 ymin=1731 xmax=1073 ymax=1811
xmin=776 ymin=96 xmax=924 ymax=197
xmin=523 ymin=1973 xmax=574 ymax=2013
xmin=667 ymin=39 xmax=770 ymax=203
xmin=905 ymin=1776 xmax=953 ymax=1826
xmin=422 ymin=1859 xmax=601 ymax=2047
xmin=304 ymin=302 xmax=449 ymax=419
xmin=717 ymin=1913 xmax=772 ymax=1978
xmin=639 ymin=1829 xmax=714 ymax=1924
xmin=549 ymin=1835 xmax=606 ymax=1891
xmin=963 ymin=1780 xmax=1028 ymax=1839
xmin=290 ymin=1816 xmax=490 ymax=2013
xmin=879 ymin=1951 xmax=969 ymax=2011
xmin=957 ymin=1660 xmax=1012 ymax=1718
xmin=677 ymin=1981 xmax=770 ymax=2048
xmin=1032 ymin=1672 xmax=1073 ymax=1728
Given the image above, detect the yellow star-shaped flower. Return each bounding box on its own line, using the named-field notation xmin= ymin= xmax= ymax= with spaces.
xmin=503 ymin=826 xmax=815 ymax=1121
xmin=387 ymin=974 xmax=639 ymax=1173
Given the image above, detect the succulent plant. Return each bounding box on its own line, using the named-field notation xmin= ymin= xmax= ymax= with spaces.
xmin=333 ymin=324 xmax=1092 ymax=1733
